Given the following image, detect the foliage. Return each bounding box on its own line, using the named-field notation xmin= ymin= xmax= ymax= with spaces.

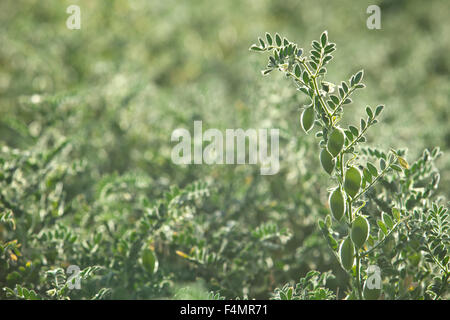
xmin=0 ymin=0 xmax=448 ymax=300
xmin=251 ymin=31 xmax=449 ymax=299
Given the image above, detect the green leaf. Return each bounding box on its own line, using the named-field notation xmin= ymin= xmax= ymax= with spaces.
xmin=142 ymin=248 xmax=158 ymax=274
xmin=266 ymin=33 xmax=273 ymax=45
xmin=380 ymin=158 xmax=386 ymax=170
xmin=377 ymin=220 xmax=388 ymax=235
xmin=354 ymin=70 xmax=364 ymax=83
xmin=375 ymin=105 xmax=384 ymax=116
xmin=349 ymin=126 xmax=359 ymax=137
xmin=302 ymin=70 xmax=309 ymax=83
xmin=250 ymin=45 xmax=264 ymax=51
xmin=258 ymin=37 xmax=265 ymax=48
xmin=360 ymin=119 xmax=366 ymax=130
xmin=366 ymin=106 xmax=373 ymax=119
xmin=330 ymin=95 xmax=339 ymax=104
xmin=275 ymin=33 xmax=282 ymax=46
xmin=363 ymin=168 xmax=372 ymax=183
xmin=320 ymin=31 xmax=328 ymax=47
xmin=382 ymin=213 xmax=394 ymax=229
xmin=367 ymin=162 xmax=378 ymax=176
xmin=295 ymin=64 xmax=301 ymax=77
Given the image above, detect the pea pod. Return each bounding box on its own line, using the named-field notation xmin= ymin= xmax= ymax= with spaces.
xmin=329 ymin=188 xmax=345 ymax=221
xmin=351 ymin=216 xmax=369 ymax=248
xmin=327 ymin=127 xmax=345 ymax=157
xmin=301 ymin=107 xmax=315 ymax=133
xmin=320 ymin=149 xmax=335 ymax=175
xmin=339 ymin=237 xmax=354 ymax=270
xmin=344 ymin=167 xmax=361 ymax=198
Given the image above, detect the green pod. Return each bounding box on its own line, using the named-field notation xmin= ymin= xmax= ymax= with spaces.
xmin=339 ymin=237 xmax=354 ymax=270
xmin=329 ymin=188 xmax=345 ymax=221
xmin=344 ymin=167 xmax=361 ymax=198
xmin=320 ymin=149 xmax=335 ymax=175
xmin=351 ymin=216 xmax=369 ymax=248
xmin=142 ymin=248 xmax=158 ymax=274
xmin=327 ymin=127 xmax=345 ymax=157
xmin=301 ymin=107 xmax=315 ymax=133
xmin=363 ymin=280 xmax=381 ymax=300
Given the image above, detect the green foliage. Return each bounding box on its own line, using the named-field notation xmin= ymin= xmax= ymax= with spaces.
xmin=271 ymin=270 xmax=335 ymax=300
xmin=252 ymin=31 xmax=449 ymax=299
xmin=0 ymin=0 xmax=448 ymax=301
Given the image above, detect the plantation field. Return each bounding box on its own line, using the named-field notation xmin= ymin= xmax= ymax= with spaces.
xmin=0 ymin=0 xmax=448 ymax=300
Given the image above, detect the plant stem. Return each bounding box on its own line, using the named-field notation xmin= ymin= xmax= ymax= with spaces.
xmin=356 ymin=250 xmax=363 ymax=300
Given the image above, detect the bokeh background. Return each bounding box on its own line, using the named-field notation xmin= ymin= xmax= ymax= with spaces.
xmin=0 ymin=0 xmax=448 ymax=299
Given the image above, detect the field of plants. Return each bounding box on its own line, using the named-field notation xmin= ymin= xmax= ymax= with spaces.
xmin=0 ymin=0 xmax=449 ymax=300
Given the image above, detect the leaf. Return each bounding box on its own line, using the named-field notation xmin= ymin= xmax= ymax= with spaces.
xmin=266 ymin=33 xmax=273 ymax=45
xmin=382 ymin=212 xmax=394 ymax=229
xmin=390 ymin=164 xmax=402 ymax=172
xmin=275 ymin=33 xmax=282 ymax=46
xmin=302 ymin=70 xmax=310 ymax=83
xmin=397 ymin=156 xmax=409 ymax=169
xmin=363 ymin=168 xmax=372 ymax=183
xmin=342 ymin=82 xmax=349 ymax=93
xmin=367 ymin=162 xmax=378 ymax=176
xmin=320 ymin=31 xmax=328 ymax=47
xmin=142 ymin=248 xmax=158 ymax=274
xmin=330 ymin=95 xmax=339 ymax=104
xmin=295 ymin=64 xmax=301 ymax=77
xmin=380 ymin=158 xmax=386 ymax=170
xmin=392 ymin=208 xmax=401 ymax=221
xmin=366 ymin=106 xmax=373 ymax=119
xmin=312 ymin=40 xmax=321 ymax=50
xmin=360 ymin=119 xmax=366 ymax=130
xmin=250 ymin=45 xmax=264 ymax=51
xmin=377 ymin=220 xmax=388 ymax=235
xmin=258 ymin=37 xmax=265 ymax=48
xmin=375 ymin=105 xmax=384 ymax=116
xmin=354 ymin=70 xmax=364 ymax=83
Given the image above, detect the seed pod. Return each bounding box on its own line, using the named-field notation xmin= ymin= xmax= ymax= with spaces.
xmin=301 ymin=107 xmax=315 ymax=133
xmin=142 ymin=248 xmax=158 ymax=274
xmin=351 ymin=216 xmax=369 ymax=248
xmin=327 ymin=127 xmax=345 ymax=157
xmin=344 ymin=167 xmax=361 ymax=198
xmin=320 ymin=149 xmax=335 ymax=175
xmin=363 ymin=280 xmax=381 ymax=300
xmin=329 ymin=188 xmax=345 ymax=221
xmin=339 ymin=237 xmax=354 ymax=270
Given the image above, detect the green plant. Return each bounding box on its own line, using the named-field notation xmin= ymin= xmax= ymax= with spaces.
xmin=271 ymin=270 xmax=335 ymax=300
xmin=251 ymin=31 xmax=449 ymax=299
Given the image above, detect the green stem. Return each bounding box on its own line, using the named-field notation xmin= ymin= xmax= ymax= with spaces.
xmin=356 ymin=250 xmax=363 ymax=300
xmin=298 ymin=59 xmax=333 ymax=121
xmin=360 ymin=219 xmax=404 ymax=256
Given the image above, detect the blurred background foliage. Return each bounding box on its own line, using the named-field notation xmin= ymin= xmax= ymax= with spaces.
xmin=0 ymin=0 xmax=448 ymax=299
